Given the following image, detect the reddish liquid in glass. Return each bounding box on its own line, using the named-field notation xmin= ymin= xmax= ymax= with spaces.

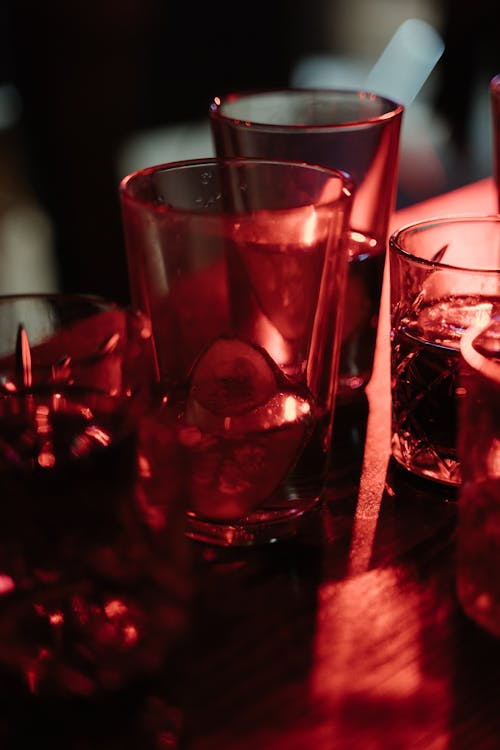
xmin=161 ymin=337 xmax=328 ymax=527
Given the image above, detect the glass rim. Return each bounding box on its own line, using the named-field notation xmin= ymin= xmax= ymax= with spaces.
xmin=120 ymin=155 xmax=355 ymax=209
xmin=0 ymin=293 xmax=151 ymax=331
xmin=209 ymin=87 xmax=404 ymax=131
xmin=389 ymin=214 xmax=500 ymax=274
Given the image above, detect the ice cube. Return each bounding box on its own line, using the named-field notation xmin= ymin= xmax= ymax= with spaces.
xmin=416 ymin=298 xmax=496 ymax=347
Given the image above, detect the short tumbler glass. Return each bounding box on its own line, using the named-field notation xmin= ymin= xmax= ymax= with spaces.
xmin=210 ymin=88 xmax=403 ymax=402
xmin=389 ymin=215 xmax=500 ymax=486
xmin=0 ymin=294 xmax=190 ymax=700
xmin=456 ymin=314 xmax=500 ymax=635
xmin=120 ymin=157 xmax=353 ymax=546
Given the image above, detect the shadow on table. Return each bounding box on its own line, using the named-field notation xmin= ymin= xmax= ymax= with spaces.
xmin=0 ymin=669 xmax=187 ymax=749
xmin=369 ymin=457 xmax=458 ymax=571
xmin=449 ymin=610 xmax=500 ymax=746
xmin=178 ymin=515 xmax=324 ymax=746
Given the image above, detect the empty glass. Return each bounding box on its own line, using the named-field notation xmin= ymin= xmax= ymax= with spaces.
xmin=210 ymin=88 xmax=403 ymax=402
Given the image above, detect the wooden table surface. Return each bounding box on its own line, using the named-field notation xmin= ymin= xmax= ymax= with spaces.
xmin=1 ymin=178 xmax=497 ymax=750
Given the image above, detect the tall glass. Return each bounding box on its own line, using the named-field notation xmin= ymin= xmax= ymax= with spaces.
xmin=120 ymin=157 xmax=353 ymax=546
xmin=209 ymin=89 xmax=403 ymax=402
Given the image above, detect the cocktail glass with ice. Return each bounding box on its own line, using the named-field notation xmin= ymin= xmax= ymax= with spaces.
xmin=389 ymin=215 xmax=500 ymax=486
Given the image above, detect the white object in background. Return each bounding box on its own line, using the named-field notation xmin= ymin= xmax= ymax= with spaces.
xmin=290 ymin=18 xmax=446 ymax=202
xmin=291 ymin=55 xmax=371 ymax=90
xmin=292 ymin=18 xmax=445 ymax=107
xmin=0 ymin=204 xmax=58 ymax=294
xmin=118 ymin=120 xmax=214 ymax=178
xmin=364 ymin=18 xmax=444 ymax=106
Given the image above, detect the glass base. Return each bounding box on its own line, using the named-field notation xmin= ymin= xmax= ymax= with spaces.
xmin=391 ymin=433 xmax=462 ymax=487
xmin=185 ymin=501 xmax=320 ymax=547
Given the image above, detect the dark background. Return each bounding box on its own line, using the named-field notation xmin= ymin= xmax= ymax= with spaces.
xmin=0 ymin=0 xmax=498 ymax=303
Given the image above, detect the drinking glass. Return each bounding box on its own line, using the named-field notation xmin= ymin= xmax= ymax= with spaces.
xmin=389 ymin=215 xmax=500 ymax=486
xmin=120 ymin=157 xmax=353 ymax=546
xmin=491 ymin=74 xmax=500 ymax=210
xmin=0 ymin=294 xmax=190 ymax=699
xmin=209 ymin=88 xmax=403 ymax=402
xmin=456 ymin=314 xmax=500 ymax=635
